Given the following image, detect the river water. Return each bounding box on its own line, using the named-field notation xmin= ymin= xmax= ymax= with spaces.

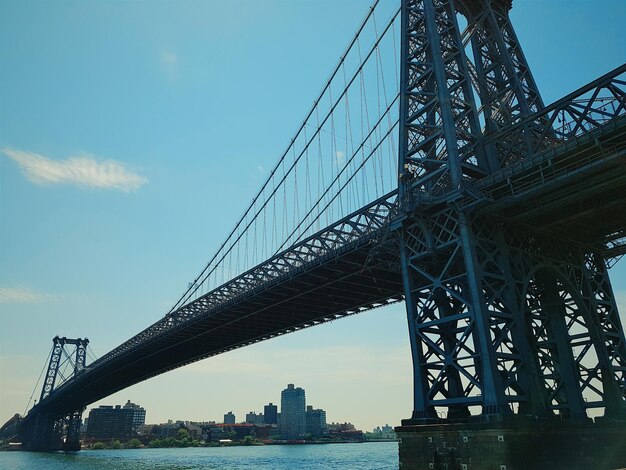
xmin=0 ymin=441 xmax=399 ymax=469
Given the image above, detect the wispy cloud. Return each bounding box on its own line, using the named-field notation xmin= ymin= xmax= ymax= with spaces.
xmin=162 ymin=51 xmax=178 ymax=68
xmin=0 ymin=286 xmax=60 ymax=303
xmin=2 ymin=148 xmax=147 ymax=192
xmin=160 ymin=49 xmax=179 ymax=80
xmin=336 ymin=150 xmax=346 ymax=162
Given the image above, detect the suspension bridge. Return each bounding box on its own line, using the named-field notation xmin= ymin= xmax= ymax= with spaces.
xmin=6 ymin=0 xmax=626 ymax=467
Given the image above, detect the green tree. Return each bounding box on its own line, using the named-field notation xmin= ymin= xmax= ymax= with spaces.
xmin=91 ymin=442 xmax=105 ymax=450
xmin=242 ymin=435 xmax=255 ymax=446
xmin=126 ymin=438 xmax=141 ymax=449
xmin=109 ymin=440 xmax=122 ymax=449
xmin=148 ymin=439 xmax=163 ymax=448
xmin=176 ymin=428 xmax=190 ymax=441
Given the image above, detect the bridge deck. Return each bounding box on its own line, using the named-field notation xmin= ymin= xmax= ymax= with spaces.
xmin=479 ymin=116 xmax=626 ymax=257
xmin=34 ymin=195 xmax=405 ymax=415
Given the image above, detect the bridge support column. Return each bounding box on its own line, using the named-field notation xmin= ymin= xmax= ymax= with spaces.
xmin=399 ymin=209 xmax=626 ymax=413
xmin=397 ymin=211 xmax=626 ymax=467
xmin=63 ymin=409 xmax=84 ymax=452
xmin=21 ymin=410 xmax=63 ymax=451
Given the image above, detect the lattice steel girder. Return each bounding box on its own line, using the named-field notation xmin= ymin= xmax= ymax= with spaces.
xmin=398 ymin=0 xmax=489 ymax=199
xmin=457 ymin=0 xmax=546 ymax=136
xmin=40 ymin=337 xmax=89 ymax=402
xmin=397 ymin=0 xmax=626 ymax=423
xmin=86 ymin=191 xmax=398 ymax=368
xmin=32 ymin=217 xmax=406 ymax=415
xmin=400 ymin=208 xmax=626 ymax=420
xmin=24 ymin=336 xmax=89 ymax=450
xmin=483 ymin=64 xmax=626 ymax=169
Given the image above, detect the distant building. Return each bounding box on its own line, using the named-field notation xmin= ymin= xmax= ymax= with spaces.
xmin=86 ymin=405 xmax=135 ymax=439
xmin=122 ymin=400 xmax=146 ymax=430
xmin=279 ymin=383 xmax=306 ymax=439
xmin=245 ymin=411 xmax=264 ymax=425
xmin=264 ymin=403 xmax=278 ymax=425
xmin=152 ymin=421 xmax=183 ymax=438
xmin=80 ymin=417 xmax=89 ymax=436
xmin=223 ymin=411 xmax=236 ymax=424
xmin=328 ymin=422 xmax=364 ymax=442
xmin=305 ymin=405 xmax=328 ymax=438
xmin=328 ymin=422 xmax=355 ymax=432
xmin=369 ymin=424 xmax=397 ymax=440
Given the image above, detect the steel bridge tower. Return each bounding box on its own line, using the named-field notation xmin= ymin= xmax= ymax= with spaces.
xmin=20 ymin=336 xmax=89 ymax=451
xmin=395 ymin=0 xmax=626 ymax=467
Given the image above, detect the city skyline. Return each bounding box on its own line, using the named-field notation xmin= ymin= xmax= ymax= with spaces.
xmin=86 ymin=383 xmax=336 ymax=431
xmin=1 ymin=0 xmax=625 ymax=434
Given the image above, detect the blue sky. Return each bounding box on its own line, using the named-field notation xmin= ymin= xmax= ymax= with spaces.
xmin=1 ymin=0 xmax=625 ymax=431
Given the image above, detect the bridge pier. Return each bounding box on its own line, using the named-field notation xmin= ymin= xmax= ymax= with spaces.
xmin=63 ymin=409 xmax=84 ymax=451
xmin=20 ymin=410 xmax=63 ymax=451
xmin=396 ymin=418 xmax=626 ymax=470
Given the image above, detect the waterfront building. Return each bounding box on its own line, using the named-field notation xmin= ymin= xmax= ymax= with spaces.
xmin=279 ymin=383 xmax=306 ymax=439
xmin=368 ymin=424 xmax=397 ymax=440
xmin=328 ymin=422 xmax=356 ymax=432
xmin=245 ymin=411 xmax=264 ymax=425
xmin=305 ymin=405 xmax=328 ymax=438
xmin=223 ymin=411 xmax=236 ymax=424
xmin=264 ymin=403 xmax=278 ymax=424
xmin=122 ymin=400 xmax=146 ymax=430
xmin=86 ymin=405 xmax=134 ymax=439
xmin=328 ymin=422 xmax=364 ymax=442
xmin=151 ymin=421 xmax=183 ymax=438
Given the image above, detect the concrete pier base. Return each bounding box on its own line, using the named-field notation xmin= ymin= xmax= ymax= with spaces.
xmin=395 ymin=418 xmax=626 ymax=470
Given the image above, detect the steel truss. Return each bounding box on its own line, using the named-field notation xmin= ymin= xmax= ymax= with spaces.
xmin=401 ymin=208 xmax=625 ymax=419
xmin=86 ymin=192 xmax=399 ymax=368
xmin=23 ymin=337 xmax=89 ymax=451
xmin=489 ymin=64 xmax=626 ymax=168
xmin=398 ymin=0 xmax=626 ymax=422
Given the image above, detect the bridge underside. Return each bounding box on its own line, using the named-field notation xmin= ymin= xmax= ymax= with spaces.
xmin=480 ymin=117 xmax=626 ymax=257
xmin=36 ymin=232 xmax=405 ymax=416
